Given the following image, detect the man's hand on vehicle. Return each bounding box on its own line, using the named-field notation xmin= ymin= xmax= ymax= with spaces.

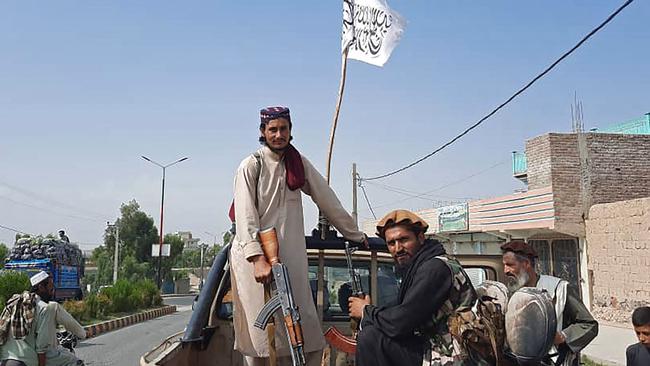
xmin=349 ymin=294 xmax=371 ymax=320
xmin=250 ymin=255 xmax=273 ymax=284
xmin=361 ymin=234 xmax=369 ymax=249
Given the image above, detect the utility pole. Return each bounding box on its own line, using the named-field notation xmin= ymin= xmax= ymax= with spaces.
xmin=113 ymin=221 xmax=119 ymax=284
xmin=352 ymin=163 xmax=358 ymax=225
xmin=199 ymin=244 xmax=206 ymax=290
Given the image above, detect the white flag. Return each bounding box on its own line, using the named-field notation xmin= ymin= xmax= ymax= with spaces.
xmin=341 ymin=0 xmax=405 ymax=67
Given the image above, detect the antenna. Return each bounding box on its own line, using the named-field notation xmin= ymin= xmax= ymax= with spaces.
xmin=571 ymin=92 xmax=585 ymax=133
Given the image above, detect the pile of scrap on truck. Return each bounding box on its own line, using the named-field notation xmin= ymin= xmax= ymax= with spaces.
xmin=3 ymin=235 xmax=85 ymax=300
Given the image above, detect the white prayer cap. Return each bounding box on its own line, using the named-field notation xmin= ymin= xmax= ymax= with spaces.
xmin=30 ymin=271 xmax=50 ymax=287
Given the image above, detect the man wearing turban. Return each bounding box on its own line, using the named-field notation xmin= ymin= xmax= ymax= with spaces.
xmin=230 ymin=106 xmax=366 ymax=366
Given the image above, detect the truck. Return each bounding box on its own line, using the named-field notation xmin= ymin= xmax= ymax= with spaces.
xmin=4 ymin=236 xmax=85 ymax=301
xmin=140 ymin=230 xmax=504 ymax=366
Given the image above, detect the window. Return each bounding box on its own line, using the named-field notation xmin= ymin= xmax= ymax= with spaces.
xmin=530 ymin=240 xmax=552 ymax=275
xmin=551 ymin=239 xmax=580 ymax=295
xmin=309 ymin=260 xmax=400 ymax=321
xmin=464 ymin=267 xmax=488 ymax=287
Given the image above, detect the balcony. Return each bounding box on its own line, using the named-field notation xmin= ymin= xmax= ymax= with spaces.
xmin=512 ymin=151 xmax=528 ymax=183
xmin=592 ymin=113 xmax=650 ymax=135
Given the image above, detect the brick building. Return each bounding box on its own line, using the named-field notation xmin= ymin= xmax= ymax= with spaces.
xmin=363 ymin=113 xmax=650 ymax=309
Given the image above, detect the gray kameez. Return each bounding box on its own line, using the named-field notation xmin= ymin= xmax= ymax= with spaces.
xmin=0 ymin=299 xmax=51 ymax=366
xmin=231 ymin=145 xmax=365 ymax=358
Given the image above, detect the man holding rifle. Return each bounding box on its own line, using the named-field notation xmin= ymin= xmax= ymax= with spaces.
xmin=349 ymin=209 xmax=475 ymax=366
xmin=231 ymin=106 xmax=367 ymax=366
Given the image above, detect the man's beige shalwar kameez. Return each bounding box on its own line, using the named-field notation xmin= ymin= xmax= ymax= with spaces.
xmin=231 ymin=145 xmax=365 ymax=362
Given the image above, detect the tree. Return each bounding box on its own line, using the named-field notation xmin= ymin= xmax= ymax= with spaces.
xmin=90 ymin=246 xmax=113 ymax=288
xmin=160 ymin=234 xmax=184 ymax=282
xmin=118 ymin=255 xmax=151 ymax=283
xmin=0 ymin=243 xmax=9 ymax=261
xmin=174 ymin=248 xmax=201 ymax=268
xmin=103 ymin=200 xmax=159 ymax=263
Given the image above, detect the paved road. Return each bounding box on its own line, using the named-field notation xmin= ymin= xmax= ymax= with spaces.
xmin=76 ymin=296 xmax=194 ymax=366
xmin=582 ymin=322 xmax=638 ymax=365
xmin=159 ymin=295 xmax=195 ymax=311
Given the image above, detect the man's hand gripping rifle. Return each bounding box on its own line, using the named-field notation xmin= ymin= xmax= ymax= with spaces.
xmin=253 ymin=228 xmax=306 ymax=366
xmin=324 ymin=241 xmax=364 ymax=355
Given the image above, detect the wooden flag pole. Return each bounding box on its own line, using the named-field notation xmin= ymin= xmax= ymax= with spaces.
xmin=325 ymin=46 xmax=350 ymax=185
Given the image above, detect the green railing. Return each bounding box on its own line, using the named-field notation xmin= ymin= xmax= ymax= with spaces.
xmin=512 ymin=151 xmax=527 ymax=176
xmin=594 ymin=113 xmax=650 ymax=135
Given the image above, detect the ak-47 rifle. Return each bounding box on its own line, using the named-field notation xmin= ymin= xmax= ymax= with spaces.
xmin=254 ymin=228 xmax=306 ymax=366
xmin=324 ymin=241 xmax=363 ymax=354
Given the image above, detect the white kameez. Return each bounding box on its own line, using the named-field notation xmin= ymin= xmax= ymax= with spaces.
xmin=231 ymin=145 xmax=365 ymax=358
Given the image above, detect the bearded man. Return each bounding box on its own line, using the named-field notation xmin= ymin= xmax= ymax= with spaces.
xmin=230 ymin=106 xmax=366 ymax=366
xmin=501 ymin=240 xmax=598 ymax=366
xmin=349 ymin=209 xmax=476 ymax=366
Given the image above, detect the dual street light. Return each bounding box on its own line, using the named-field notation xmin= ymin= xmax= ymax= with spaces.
xmin=141 ymin=155 xmax=189 ymax=289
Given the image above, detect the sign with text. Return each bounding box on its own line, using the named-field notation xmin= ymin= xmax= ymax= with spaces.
xmin=438 ymin=204 xmax=469 ymax=232
xmin=151 ymin=244 xmax=171 ymax=257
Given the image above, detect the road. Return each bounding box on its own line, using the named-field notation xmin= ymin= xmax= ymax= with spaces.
xmin=76 ymin=295 xmax=194 ymax=366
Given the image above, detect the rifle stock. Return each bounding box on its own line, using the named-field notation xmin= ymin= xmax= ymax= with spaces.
xmin=259 ymin=227 xmax=280 ymax=265
xmin=324 ymin=327 xmax=357 ymax=355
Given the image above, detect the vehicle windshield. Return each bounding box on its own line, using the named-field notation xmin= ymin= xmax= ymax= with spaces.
xmin=308 ymin=259 xmax=400 ymax=321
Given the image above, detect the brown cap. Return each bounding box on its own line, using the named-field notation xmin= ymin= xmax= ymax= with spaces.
xmin=376 ymin=209 xmax=429 ymax=239
xmin=500 ymin=240 xmax=538 ymax=258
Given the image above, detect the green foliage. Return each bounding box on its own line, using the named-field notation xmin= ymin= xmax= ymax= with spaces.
xmin=91 ymin=246 xmax=113 ymax=288
xmin=84 ymin=294 xmax=100 ymax=319
xmin=136 ymin=279 xmax=162 ymax=307
xmin=100 ymin=279 xmax=163 ymax=313
xmin=160 ymin=234 xmax=184 ymax=282
xmin=104 ymin=200 xmax=159 ymax=263
xmin=118 ymin=255 xmax=151 ymax=283
xmin=0 ymin=243 xmax=9 ymax=261
xmin=0 ymin=271 xmax=31 ymax=309
xmin=63 ymin=300 xmax=86 ymax=321
xmin=581 ymin=356 xmax=606 ymax=366
xmin=101 ymin=280 xmax=135 ymax=313
xmin=174 ymin=248 xmax=201 ymax=268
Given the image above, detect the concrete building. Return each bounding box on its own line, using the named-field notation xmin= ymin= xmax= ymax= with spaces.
xmin=363 ymin=113 xmax=650 ymax=310
xmin=174 ymin=231 xmax=201 ymax=250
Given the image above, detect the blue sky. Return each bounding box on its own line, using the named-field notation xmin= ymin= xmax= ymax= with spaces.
xmin=1 ymin=1 xmax=648 ymax=248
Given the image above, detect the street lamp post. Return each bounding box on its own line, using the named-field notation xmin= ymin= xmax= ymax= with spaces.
xmin=204 ymin=231 xmax=217 ymax=247
xmin=141 ymin=155 xmax=189 ymax=289
xmin=199 ymin=243 xmax=207 ymax=290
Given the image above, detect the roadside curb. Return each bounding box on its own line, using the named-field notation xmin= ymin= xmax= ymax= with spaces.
xmin=85 ymin=305 xmax=177 ymax=338
xmin=582 ymin=354 xmax=621 ymax=366
xmin=161 ymin=293 xmax=196 ymax=298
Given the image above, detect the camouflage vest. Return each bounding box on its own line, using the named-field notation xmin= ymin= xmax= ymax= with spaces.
xmin=426 ymin=255 xmax=477 ymax=358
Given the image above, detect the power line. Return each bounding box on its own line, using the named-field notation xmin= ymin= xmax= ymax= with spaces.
xmin=0 ymin=181 xmax=112 ymax=221
xmin=364 ymin=160 xmax=507 ymax=209
xmin=363 ymin=0 xmax=635 ymax=181
xmin=363 ymin=180 xmax=475 ymax=201
xmin=0 ymin=224 xmax=30 ymax=235
xmin=0 ymin=195 xmax=104 ymax=223
xmin=359 ymin=182 xmax=377 ymax=220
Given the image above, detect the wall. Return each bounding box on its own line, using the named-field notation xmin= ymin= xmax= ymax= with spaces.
xmin=586 ymin=197 xmax=650 ymax=323
xmin=524 ymin=132 xmax=650 ymax=237
xmin=587 ymin=133 xmax=650 ymax=204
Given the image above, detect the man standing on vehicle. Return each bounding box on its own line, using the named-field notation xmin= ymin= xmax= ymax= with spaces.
xmin=349 ymin=209 xmax=476 ymax=366
xmin=58 ymin=231 xmax=70 ymax=243
xmin=231 ymin=106 xmax=367 ymax=366
xmin=501 ymin=240 xmax=598 ymax=366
